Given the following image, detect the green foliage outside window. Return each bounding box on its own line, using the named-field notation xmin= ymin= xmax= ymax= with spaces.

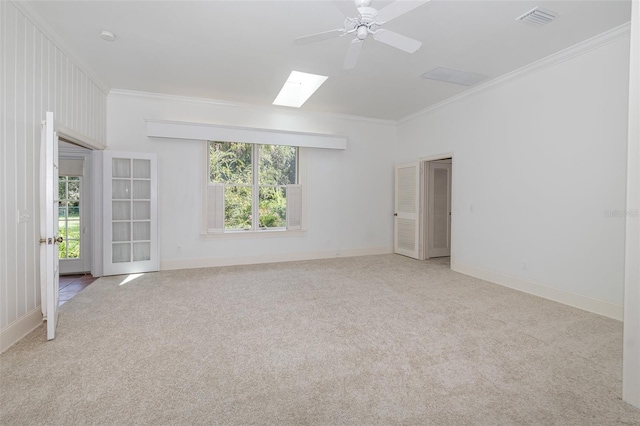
xmin=209 ymin=141 xmax=297 ymax=230
xmin=58 ymin=176 xmax=81 ymax=258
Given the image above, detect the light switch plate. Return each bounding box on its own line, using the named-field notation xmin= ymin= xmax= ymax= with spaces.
xmin=18 ymin=210 xmax=31 ymax=223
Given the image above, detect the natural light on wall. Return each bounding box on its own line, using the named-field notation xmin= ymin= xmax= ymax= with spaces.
xmin=273 ymin=71 xmax=328 ymax=108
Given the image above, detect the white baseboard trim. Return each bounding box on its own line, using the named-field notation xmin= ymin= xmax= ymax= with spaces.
xmin=1 ymin=308 xmax=43 ymax=353
xmin=160 ymin=246 xmax=394 ymax=271
xmin=451 ymin=261 xmax=623 ymax=321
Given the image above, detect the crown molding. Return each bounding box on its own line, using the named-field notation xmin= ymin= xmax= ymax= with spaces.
xmin=398 ymin=22 xmax=632 ymax=124
xmin=11 ymin=0 xmax=111 ymax=94
xmin=108 ymin=89 xmax=398 ymax=126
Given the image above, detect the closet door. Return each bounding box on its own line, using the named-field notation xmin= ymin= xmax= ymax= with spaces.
xmin=103 ymin=152 xmax=158 ymax=276
xmin=394 ymin=162 xmax=421 ymax=259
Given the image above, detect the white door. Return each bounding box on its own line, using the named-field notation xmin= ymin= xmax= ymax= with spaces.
xmin=427 ymin=161 xmax=452 ymax=258
xmin=103 ymin=151 xmax=159 ymax=276
xmin=394 ymin=162 xmax=422 ymax=259
xmin=39 ymin=112 xmax=60 ymax=340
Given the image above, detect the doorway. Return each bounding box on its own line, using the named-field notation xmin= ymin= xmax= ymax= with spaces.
xmin=422 ymin=158 xmax=452 ymax=260
xmin=393 ymin=155 xmax=453 ymax=262
xmin=58 ymin=141 xmax=92 ymax=275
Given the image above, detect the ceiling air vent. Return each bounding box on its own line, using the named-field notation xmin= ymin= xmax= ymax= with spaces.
xmin=516 ymin=7 xmax=557 ymax=27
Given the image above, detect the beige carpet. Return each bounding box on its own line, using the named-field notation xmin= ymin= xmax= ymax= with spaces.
xmin=1 ymin=254 xmax=639 ymax=425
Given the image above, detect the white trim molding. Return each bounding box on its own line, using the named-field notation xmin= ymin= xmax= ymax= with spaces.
xmin=160 ymin=247 xmax=393 ymax=271
xmin=0 ymin=309 xmax=43 ymax=353
xmin=146 ymin=119 xmax=347 ymax=150
xmin=109 ymin=89 xmax=397 ymax=126
xmin=452 ymin=261 xmax=624 ymax=321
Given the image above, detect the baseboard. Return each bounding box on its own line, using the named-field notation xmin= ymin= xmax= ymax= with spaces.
xmin=0 ymin=308 xmax=43 ymax=353
xmin=451 ymin=261 xmax=623 ymax=321
xmin=160 ymin=246 xmax=394 ymax=271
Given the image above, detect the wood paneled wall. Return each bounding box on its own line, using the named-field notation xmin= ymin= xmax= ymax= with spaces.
xmin=0 ymin=1 xmax=107 ymax=346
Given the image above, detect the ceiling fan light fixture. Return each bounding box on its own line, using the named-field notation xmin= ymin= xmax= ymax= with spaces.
xmin=273 ymin=71 xmax=329 ymax=108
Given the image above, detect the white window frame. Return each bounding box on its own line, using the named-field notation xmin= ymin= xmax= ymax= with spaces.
xmin=202 ymin=141 xmax=306 ymax=239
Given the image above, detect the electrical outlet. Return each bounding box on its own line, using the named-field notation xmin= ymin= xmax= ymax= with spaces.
xmin=177 ymin=246 xmax=182 ymax=253
xmin=522 ymin=262 xmax=528 ymax=270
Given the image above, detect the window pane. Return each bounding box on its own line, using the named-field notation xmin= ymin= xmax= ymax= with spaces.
xmin=67 ymin=219 xmax=81 ymax=239
xmin=112 ymin=158 xmax=131 ymax=178
xmin=68 ymin=206 xmax=80 ymax=218
xmin=58 ymin=177 xmax=66 ymax=200
xmin=133 ymin=180 xmax=151 ymax=199
xmin=112 ymin=201 xmax=131 ymax=220
xmin=259 ymin=187 xmax=286 ymax=228
xmin=209 ymin=142 xmax=252 ymax=184
xmin=133 ymin=201 xmax=150 ymax=220
xmin=67 ymin=180 xmax=80 ymax=200
xmin=66 ymin=240 xmax=80 ymax=259
xmin=113 ymin=243 xmax=130 ymax=263
xmin=113 ymin=222 xmax=130 ymax=242
xmin=133 ymin=242 xmax=151 ymax=261
xmin=225 ymin=186 xmax=252 ymax=229
xmin=112 ymin=180 xmax=131 ymax=199
xmin=259 ymin=145 xmax=297 ymax=185
xmin=133 ymin=159 xmax=151 ymax=179
xmin=133 ymin=222 xmax=151 ymax=241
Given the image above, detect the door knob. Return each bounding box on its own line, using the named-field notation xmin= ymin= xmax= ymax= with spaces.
xmin=55 ymin=236 xmax=63 ymax=244
xmin=393 ymin=213 xmax=398 ymax=217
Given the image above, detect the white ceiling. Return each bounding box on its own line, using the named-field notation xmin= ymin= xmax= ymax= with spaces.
xmin=24 ymin=0 xmax=631 ymax=121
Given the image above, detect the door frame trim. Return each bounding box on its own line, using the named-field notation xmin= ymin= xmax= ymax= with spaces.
xmin=55 ymin=127 xmax=103 ymax=278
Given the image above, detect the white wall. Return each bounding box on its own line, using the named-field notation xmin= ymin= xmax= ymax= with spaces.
xmin=397 ymin=32 xmax=631 ymax=317
xmin=106 ymin=91 xmax=396 ymax=269
xmin=0 ymin=1 xmax=107 ymax=352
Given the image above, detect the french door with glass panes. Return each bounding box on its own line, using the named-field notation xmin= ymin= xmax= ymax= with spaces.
xmin=103 ymin=152 xmax=158 ymax=276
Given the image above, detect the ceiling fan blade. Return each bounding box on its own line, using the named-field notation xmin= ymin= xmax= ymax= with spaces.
xmin=294 ymin=29 xmax=345 ymax=45
xmin=344 ymin=39 xmax=364 ymax=69
xmin=376 ymin=0 xmax=431 ymax=23
xmin=373 ymin=29 xmax=422 ymax=53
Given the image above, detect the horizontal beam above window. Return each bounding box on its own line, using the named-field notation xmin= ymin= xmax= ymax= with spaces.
xmin=145 ymin=119 xmax=347 ymax=150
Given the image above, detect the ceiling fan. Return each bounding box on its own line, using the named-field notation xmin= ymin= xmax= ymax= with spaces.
xmin=294 ymin=0 xmax=430 ymax=69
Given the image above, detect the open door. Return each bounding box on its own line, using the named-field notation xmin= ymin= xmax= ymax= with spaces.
xmin=427 ymin=161 xmax=452 ymax=258
xmin=39 ymin=112 xmax=60 ymax=340
xmin=394 ymin=162 xmax=422 ymax=259
xmin=103 ymin=151 xmax=159 ymax=276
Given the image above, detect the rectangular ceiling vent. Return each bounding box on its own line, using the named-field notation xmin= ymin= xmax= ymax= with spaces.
xmin=516 ymin=7 xmax=557 ymax=27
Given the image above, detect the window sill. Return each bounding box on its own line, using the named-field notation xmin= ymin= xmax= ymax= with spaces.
xmin=201 ymin=229 xmax=306 ymax=240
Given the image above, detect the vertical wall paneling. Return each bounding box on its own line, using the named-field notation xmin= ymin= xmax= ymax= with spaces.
xmin=5 ymin=1 xmax=19 ymax=328
xmin=0 ymin=0 xmax=8 ymax=330
xmin=0 ymin=1 xmax=108 ymax=351
xmin=16 ymin=9 xmax=27 ymax=319
xmin=25 ymin=18 xmax=36 ymax=312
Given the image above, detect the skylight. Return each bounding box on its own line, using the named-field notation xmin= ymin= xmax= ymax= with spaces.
xmin=273 ymin=71 xmax=328 ymax=108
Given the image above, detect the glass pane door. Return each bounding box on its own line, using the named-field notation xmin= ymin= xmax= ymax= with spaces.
xmin=103 ymin=152 xmax=158 ymax=276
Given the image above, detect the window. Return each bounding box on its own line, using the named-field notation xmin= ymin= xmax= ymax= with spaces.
xmin=205 ymin=141 xmax=302 ymax=234
xmin=58 ymin=176 xmax=81 ymax=259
